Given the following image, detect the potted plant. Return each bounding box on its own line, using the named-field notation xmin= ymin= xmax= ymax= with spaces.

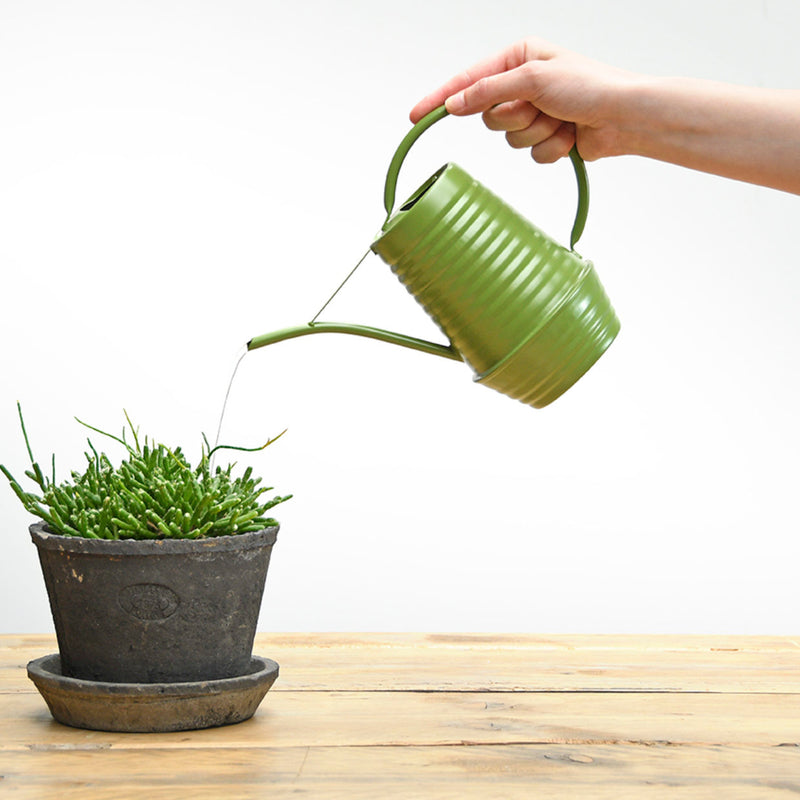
xmin=1 ymin=404 xmax=291 ymax=732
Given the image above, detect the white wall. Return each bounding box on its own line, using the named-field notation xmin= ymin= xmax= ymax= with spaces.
xmin=2 ymin=0 xmax=798 ymax=634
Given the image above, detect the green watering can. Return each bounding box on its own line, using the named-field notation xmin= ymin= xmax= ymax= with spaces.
xmin=248 ymin=105 xmax=620 ymax=408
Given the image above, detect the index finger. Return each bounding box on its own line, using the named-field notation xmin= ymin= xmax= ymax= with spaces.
xmin=409 ymin=45 xmax=523 ymax=123
xmin=409 ymin=38 xmax=555 ymax=122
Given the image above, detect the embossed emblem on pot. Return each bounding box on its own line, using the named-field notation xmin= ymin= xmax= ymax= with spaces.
xmin=118 ymin=583 xmax=180 ymax=620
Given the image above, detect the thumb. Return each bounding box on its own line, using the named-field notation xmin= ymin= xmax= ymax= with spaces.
xmin=445 ymin=65 xmax=540 ymax=116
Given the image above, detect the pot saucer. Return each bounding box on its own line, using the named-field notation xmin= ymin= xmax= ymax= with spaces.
xmin=27 ymin=653 xmax=279 ymax=733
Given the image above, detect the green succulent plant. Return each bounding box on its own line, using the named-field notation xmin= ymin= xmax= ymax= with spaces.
xmin=1 ymin=404 xmax=291 ymax=540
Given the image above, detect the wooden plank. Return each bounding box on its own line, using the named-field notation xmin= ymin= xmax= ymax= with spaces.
xmin=259 ymin=632 xmax=800 ymax=652
xmin=3 ymin=634 xmax=799 ymax=799
xmin=1 ymin=744 xmax=799 ymax=799
xmin=3 ymin=688 xmax=799 ymax=750
xmin=6 ymin=631 xmax=799 ymax=653
xmin=4 ymin=634 xmax=800 ymax=694
xmin=259 ymin=636 xmax=800 ymax=693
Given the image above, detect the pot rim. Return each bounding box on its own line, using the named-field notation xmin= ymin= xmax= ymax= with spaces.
xmin=29 ymin=521 xmax=279 ymax=555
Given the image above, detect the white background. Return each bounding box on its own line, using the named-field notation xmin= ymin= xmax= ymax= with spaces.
xmin=1 ymin=0 xmax=798 ymax=634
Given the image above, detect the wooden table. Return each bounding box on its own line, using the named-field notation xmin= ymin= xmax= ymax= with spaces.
xmin=2 ymin=633 xmax=799 ymax=797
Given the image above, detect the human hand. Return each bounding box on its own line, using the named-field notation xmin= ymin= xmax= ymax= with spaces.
xmin=410 ymin=38 xmax=637 ymax=163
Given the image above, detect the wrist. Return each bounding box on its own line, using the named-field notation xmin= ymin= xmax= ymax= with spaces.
xmin=572 ymin=69 xmax=656 ymax=160
xmin=600 ymin=75 xmax=670 ymax=159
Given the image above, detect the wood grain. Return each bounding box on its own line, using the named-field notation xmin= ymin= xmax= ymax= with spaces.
xmin=2 ymin=689 xmax=799 ymax=749
xmin=2 ymin=633 xmax=799 ymax=798
xmin=3 ymin=745 xmax=800 ymax=799
xmin=4 ymin=633 xmax=800 ymax=692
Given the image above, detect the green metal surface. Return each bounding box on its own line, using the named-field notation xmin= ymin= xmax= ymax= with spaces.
xmin=372 ymin=161 xmax=618 ymax=407
xmin=383 ymin=105 xmax=449 ymax=218
xmin=248 ymin=104 xmax=618 ymax=409
xmin=383 ymin=105 xmax=590 ymax=251
xmin=247 ymin=322 xmax=462 ymax=361
xmin=568 ymin=147 xmax=589 ymax=250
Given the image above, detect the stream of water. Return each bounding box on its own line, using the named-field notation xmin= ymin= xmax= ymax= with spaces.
xmin=211 ymin=346 xmax=248 ymax=465
xmin=212 ymin=247 xmax=373 ymax=456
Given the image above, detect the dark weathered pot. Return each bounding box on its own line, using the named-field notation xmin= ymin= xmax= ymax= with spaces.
xmin=30 ymin=522 xmax=278 ymax=683
xmin=27 ymin=654 xmax=279 ymax=733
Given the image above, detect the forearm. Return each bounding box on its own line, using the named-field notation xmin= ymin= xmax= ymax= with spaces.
xmin=609 ymin=77 xmax=800 ymax=194
xmin=413 ymin=38 xmax=800 ymax=195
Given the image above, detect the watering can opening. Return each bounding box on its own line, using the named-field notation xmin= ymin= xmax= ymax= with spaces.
xmin=397 ymin=166 xmax=446 ymax=214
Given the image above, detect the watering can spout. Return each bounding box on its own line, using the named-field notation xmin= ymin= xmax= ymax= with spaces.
xmin=246 ymin=322 xmax=463 ymax=362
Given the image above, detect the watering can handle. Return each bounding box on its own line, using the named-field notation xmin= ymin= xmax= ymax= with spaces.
xmin=383 ymin=105 xmax=590 ymax=251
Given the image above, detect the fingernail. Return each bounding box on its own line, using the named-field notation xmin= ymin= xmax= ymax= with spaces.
xmin=445 ymin=92 xmax=466 ymax=114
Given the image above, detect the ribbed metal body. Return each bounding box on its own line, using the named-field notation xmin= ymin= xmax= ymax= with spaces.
xmin=372 ymin=163 xmax=619 ymax=408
